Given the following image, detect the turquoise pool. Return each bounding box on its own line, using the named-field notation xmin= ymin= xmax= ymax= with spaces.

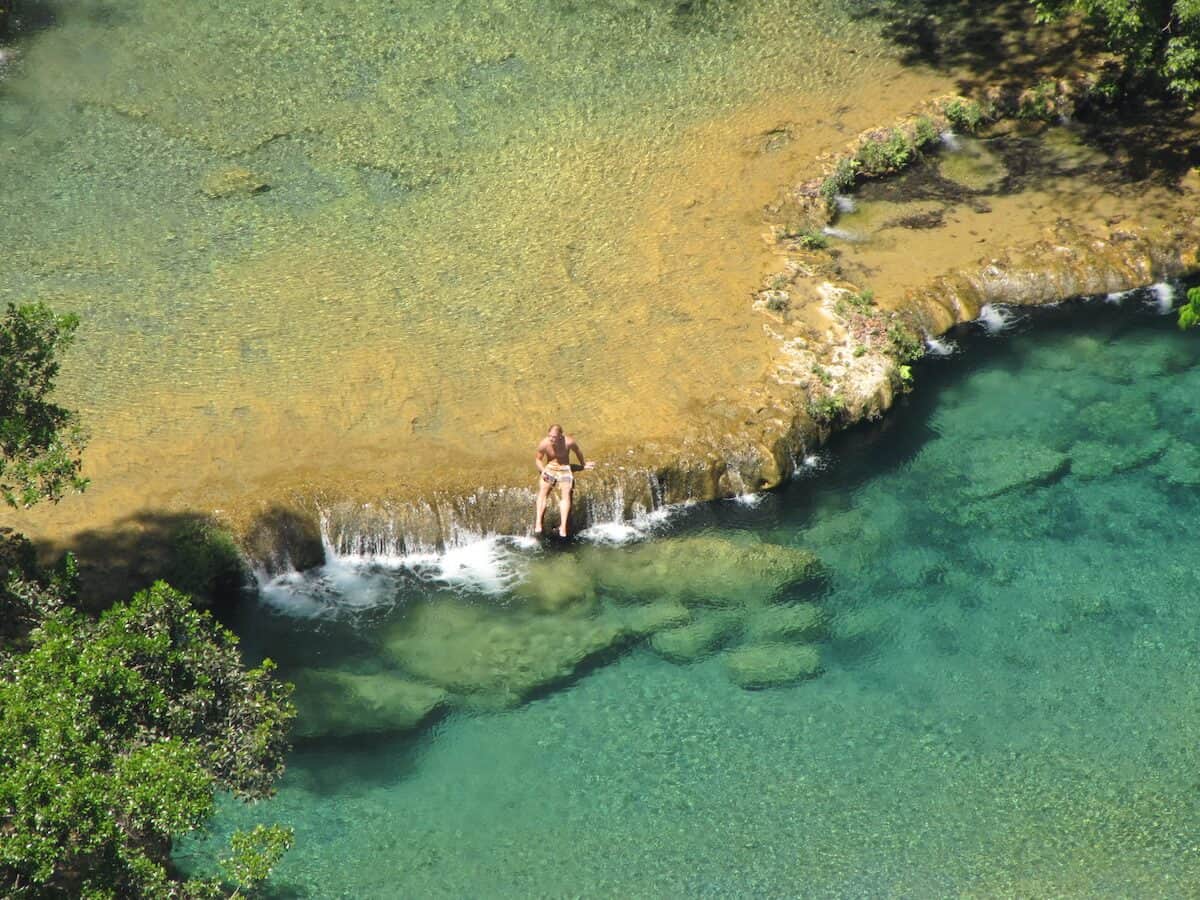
xmin=177 ymin=293 xmax=1200 ymax=896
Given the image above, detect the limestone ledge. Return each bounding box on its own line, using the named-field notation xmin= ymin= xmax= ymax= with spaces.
xmin=239 ymin=211 xmax=1198 ymax=574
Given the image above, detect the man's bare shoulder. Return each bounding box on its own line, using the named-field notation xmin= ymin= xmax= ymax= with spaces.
xmin=564 ymin=433 xmax=580 ymax=446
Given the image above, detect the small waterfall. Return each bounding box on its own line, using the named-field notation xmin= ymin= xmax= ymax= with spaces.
xmin=1148 ymin=281 xmax=1175 ymax=314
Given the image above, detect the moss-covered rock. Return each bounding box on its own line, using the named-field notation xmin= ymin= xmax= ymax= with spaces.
xmin=649 ymin=612 xmax=741 ymax=663
xmin=201 ymin=165 xmax=269 ymax=199
xmin=1070 ymin=436 xmax=1167 ymax=479
xmin=382 ymin=600 xmax=628 ymax=709
xmin=291 ymin=669 xmax=447 ymax=738
xmin=743 ymin=604 xmax=825 ymax=643
xmin=589 ymin=536 xmax=821 ymax=607
xmin=1065 ymin=400 xmax=1166 ymax=482
xmin=918 ymin=436 xmax=1068 ymax=499
xmin=1150 ymin=443 xmax=1200 ymax=485
xmin=512 ymin=553 xmax=596 ymax=612
xmin=615 ymin=600 xmax=692 ymax=636
xmin=724 ymin=643 xmax=822 ymax=689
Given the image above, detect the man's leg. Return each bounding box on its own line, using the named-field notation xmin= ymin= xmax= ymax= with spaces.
xmin=535 ymin=475 xmax=554 ymax=534
xmin=558 ymin=480 xmax=574 ymax=537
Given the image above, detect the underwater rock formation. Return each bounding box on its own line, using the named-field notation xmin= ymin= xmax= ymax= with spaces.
xmin=649 ymin=612 xmax=741 ymax=663
xmin=291 ymin=669 xmax=447 ymax=738
xmin=381 ymin=598 xmax=629 ymax=711
xmin=723 ymin=642 xmax=822 ymax=689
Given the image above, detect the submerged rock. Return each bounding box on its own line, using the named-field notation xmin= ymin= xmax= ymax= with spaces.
xmin=588 ymin=536 xmax=821 ymax=607
xmin=512 ymin=535 xmax=823 ymax=612
xmin=724 ymin=643 xmax=822 ymax=689
xmin=649 ymin=611 xmax=741 ymax=663
xmin=1069 ymin=437 xmax=1167 ymax=479
xmin=1070 ymin=399 xmax=1166 ymax=478
xmin=512 ymin=553 xmax=597 ymax=612
xmin=382 ymin=600 xmax=628 ymax=709
xmin=615 ymin=600 xmax=692 ymax=636
xmin=201 ymin=165 xmax=269 ymax=198
xmin=1150 ymin=443 xmax=1200 ymax=486
xmin=917 ymin=436 xmax=1068 ymax=499
xmin=743 ymin=603 xmax=826 ymax=643
xmin=291 ymin=669 xmax=447 ymax=738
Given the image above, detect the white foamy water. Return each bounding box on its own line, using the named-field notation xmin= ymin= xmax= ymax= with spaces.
xmin=978 ymin=303 xmax=1019 ymax=334
xmin=1148 ymin=282 xmax=1175 ymax=315
xmin=925 ymin=335 xmax=958 ymax=356
xmin=254 ymin=497 xmax=696 ymax=614
xmin=834 ymin=195 xmax=857 ymax=214
xmin=822 ymin=226 xmax=860 ymax=242
xmin=255 ymin=522 xmax=537 ymax=618
xmin=733 ymin=492 xmax=766 ymax=507
xmin=578 ymin=501 xmax=690 ymax=545
xmin=1104 ymin=289 xmax=1133 ymax=304
xmin=940 ymin=130 xmax=961 ymax=151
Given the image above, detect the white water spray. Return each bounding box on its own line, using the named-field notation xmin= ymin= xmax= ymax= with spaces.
xmin=924 ymin=335 xmax=958 ymax=357
xmin=977 ymin=304 xmax=1018 ymax=334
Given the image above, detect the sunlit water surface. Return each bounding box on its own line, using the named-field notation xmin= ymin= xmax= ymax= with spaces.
xmin=176 ymin=297 xmax=1200 ymax=896
xmin=2 ymin=0 xmax=955 ymax=539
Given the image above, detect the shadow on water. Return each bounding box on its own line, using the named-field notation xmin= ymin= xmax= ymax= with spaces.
xmin=845 ymin=0 xmax=1098 ymax=94
xmin=286 ymin=727 xmax=437 ymax=797
xmin=1 ymin=1 xmax=60 ymax=40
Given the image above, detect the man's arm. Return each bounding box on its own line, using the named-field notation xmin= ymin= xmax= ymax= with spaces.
xmin=566 ymin=436 xmax=595 ymax=470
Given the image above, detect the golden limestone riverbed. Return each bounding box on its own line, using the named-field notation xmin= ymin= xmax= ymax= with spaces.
xmin=2 ymin=0 xmax=1198 ymax=582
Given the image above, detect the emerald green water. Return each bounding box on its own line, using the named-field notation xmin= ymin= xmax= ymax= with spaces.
xmin=176 ymin=296 xmax=1200 ymax=896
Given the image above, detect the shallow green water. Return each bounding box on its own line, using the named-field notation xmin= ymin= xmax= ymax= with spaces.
xmin=175 ymin=295 xmax=1200 ymax=896
xmin=0 ymin=0 xmax=889 ymax=426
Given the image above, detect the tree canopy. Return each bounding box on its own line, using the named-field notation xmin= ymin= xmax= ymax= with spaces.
xmin=0 ymin=302 xmax=88 ymax=508
xmin=1033 ymin=0 xmax=1200 ymax=102
xmin=0 ymin=582 xmax=295 ymax=898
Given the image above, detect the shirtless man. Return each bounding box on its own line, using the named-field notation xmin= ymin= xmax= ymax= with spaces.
xmin=534 ymin=424 xmax=594 ymax=537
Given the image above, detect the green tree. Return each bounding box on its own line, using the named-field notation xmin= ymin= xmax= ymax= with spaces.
xmin=1178 ymin=285 xmax=1200 ymax=328
xmin=0 ymin=302 xmax=88 ymax=508
xmin=0 ymin=582 xmax=295 ymax=898
xmin=1033 ymin=0 xmax=1200 ymax=102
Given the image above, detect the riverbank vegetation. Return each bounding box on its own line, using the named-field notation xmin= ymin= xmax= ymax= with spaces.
xmin=0 ymin=306 xmax=295 ymax=898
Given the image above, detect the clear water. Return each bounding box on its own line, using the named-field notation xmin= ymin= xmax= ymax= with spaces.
xmin=176 ymin=294 xmax=1200 ymax=896
xmin=2 ymin=0 xmax=950 ymax=541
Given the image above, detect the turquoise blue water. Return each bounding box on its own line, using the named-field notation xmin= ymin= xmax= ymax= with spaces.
xmin=177 ymin=295 xmax=1200 ymax=896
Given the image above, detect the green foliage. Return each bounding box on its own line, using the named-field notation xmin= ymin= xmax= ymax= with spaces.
xmin=834 ymin=288 xmax=877 ymax=319
xmin=0 ymin=529 xmax=77 ymax=652
xmin=848 ymin=288 xmax=875 ymax=309
xmin=0 ymin=302 xmax=88 ymax=508
xmin=820 ymin=156 xmax=859 ymax=204
xmin=0 ymin=582 xmax=295 ymax=898
xmin=782 ymin=225 xmax=829 ymax=250
xmin=1033 ymin=0 xmax=1200 ymax=103
xmin=806 ymin=395 xmax=846 ymax=424
xmin=164 ymin=519 xmax=250 ymax=608
xmin=856 ymin=128 xmax=914 ymax=176
xmin=887 ymin=320 xmax=925 ymax=362
xmin=898 ymin=364 xmax=914 ymax=385
xmin=912 ymin=115 xmax=940 ymax=148
xmin=220 ymin=824 xmax=295 ymax=895
xmin=1018 ymin=78 xmax=1061 ymax=119
xmin=1178 ymin=285 xmax=1200 ymax=329
xmin=943 ymin=97 xmax=987 ymax=132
